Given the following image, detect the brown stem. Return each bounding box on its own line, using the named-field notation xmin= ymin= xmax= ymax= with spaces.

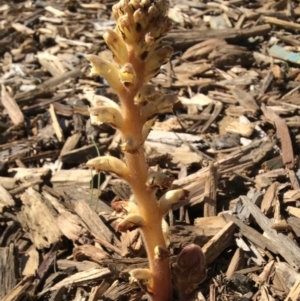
xmin=118 ymin=53 xmax=172 ymax=299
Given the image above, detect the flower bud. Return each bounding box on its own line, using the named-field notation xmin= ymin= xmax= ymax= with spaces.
xmin=86 ymin=55 xmax=123 ymax=92
xmin=129 ymin=268 xmax=152 ymax=282
xmin=116 ymin=213 xmax=145 ymax=232
xmin=145 ymin=32 xmax=155 ymax=45
xmin=129 ymin=0 xmax=140 ymax=10
xmin=148 ymin=4 xmax=159 ymax=18
xmin=89 ymin=106 xmax=124 ymax=130
xmin=84 ymin=92 xmax=121 ymax=111
xmin=145 ymin=171 xmax=174 ymax=190
xmin=133 ymin=9 xmax=148 ymax=30
xmin=158 ymin=189 xmax=189 ymax=215
xmin=142 ymin=117 xmax=157 ymax=141
xmin=103 ymin=29 xmax=129 ymax=65
xmin=86 ymin=156 xmax=128 ymax=179
xmin=140 ymin=93 xmax=177 ymax=120
xmin=119 ymin=63 xmax=137 ymax=85
xmin=111 ymin=197 xmax=140 ymax=215
xmin=129 ymin=268 xmax=153 ymax=294
xmin=145 ymin=45 xmax=173 ymax=75
xmin=134 ymin=85 xmax=161 ymax=105
xmin=112 ymin=0 xmax=133 ymax=21
xmin=154 ymin=18 xmax=172 ymax=39
xmin=135 ymin=34 xmax=159 ymax=61
xmin=118 ymin=15 xmax=135 ymax=43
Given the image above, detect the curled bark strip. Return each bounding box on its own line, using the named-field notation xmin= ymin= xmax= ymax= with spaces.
xmin=261 ymin=104 xmax=294 ymax=169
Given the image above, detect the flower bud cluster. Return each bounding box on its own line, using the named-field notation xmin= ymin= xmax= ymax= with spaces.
xmin=112 ymin=0 xmax=172 ymax=71
xmin=88 ymin=0 xmax=173 ymax=90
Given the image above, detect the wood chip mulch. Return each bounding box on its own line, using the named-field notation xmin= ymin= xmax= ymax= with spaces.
xmin=1 ymin=0 xmax=300 ymax=300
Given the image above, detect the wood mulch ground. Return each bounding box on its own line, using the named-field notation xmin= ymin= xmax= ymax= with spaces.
xmin=1 ymin=0 xmax=300 ymax=300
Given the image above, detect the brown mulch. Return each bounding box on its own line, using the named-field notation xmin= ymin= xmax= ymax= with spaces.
xmin=1 ymin=0 xmax=300 ymax=300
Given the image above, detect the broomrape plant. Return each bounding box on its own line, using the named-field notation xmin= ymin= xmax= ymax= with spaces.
xmin=86 ymin=0 xmax=206 ymax=300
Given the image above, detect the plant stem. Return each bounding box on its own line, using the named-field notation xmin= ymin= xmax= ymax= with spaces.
xmin=119 ymin=88 xmax=172 ymax=301
xmin=126 ymin=151 xmax=171 ymax=301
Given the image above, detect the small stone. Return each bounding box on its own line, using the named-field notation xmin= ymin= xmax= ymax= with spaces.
xmin=209 ymin=15 xmax=229 ymax=30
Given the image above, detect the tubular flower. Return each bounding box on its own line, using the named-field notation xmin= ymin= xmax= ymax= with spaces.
xmin=86 ymin=156 xmax=129 ymax=179
xmin=116 ymin=213 xmax=145 ymax=232
xmin=103 ymin=29 xmax=129 ymax=65
xmin=86 ymin=55 xmax=123 ymax=92
xmin=89 ymin=106 xmax=124 ymax=130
